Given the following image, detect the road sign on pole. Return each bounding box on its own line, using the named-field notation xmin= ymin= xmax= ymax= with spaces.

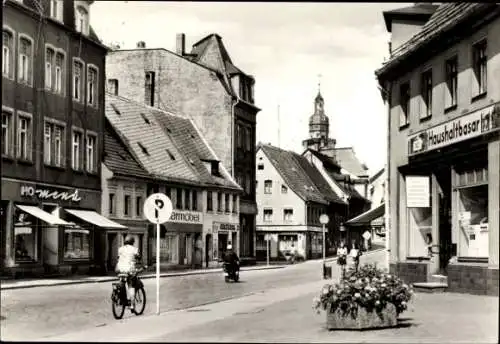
xmin=144 ymin=193 xmax=172 ymax=315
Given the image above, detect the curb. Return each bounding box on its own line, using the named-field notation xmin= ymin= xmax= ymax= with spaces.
xmin=0 ymin=265 xmax=286 ymax=291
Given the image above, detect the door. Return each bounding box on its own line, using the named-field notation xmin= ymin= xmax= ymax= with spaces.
xmin=107 ymin=233 xmax=118 ymax=271
xmin=205 ymin=234 xmax=212 ymax=268
xmin=436 ymin=168 xmax=452 ymax=275
xmin=218 ymin=233 xmax=228 ymax=258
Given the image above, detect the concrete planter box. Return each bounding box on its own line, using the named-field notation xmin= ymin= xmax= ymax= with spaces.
xmin=326 ymin=303 xmax=397 ymax=330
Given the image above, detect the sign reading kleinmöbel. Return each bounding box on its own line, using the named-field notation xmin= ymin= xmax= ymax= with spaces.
xmin=408 ymin=104 xmax=500 ymax=156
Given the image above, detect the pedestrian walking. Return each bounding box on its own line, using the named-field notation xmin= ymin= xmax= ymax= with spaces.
xmin=350 ymin=242 xmax=362 ymax=273
xmin=336 ymin=241 xmax=348 ymax=280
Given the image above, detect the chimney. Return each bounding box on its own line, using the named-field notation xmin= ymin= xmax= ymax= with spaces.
xmin=176 ymin=33 xmax=185 ymax=56
xmin=136 ymin=41 xmax=146 ymax=48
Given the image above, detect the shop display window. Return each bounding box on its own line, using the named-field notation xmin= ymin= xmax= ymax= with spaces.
xmin=158 ymin=234 xmax=178 ymax=264
xmin=64 ymin=227 xmax=90 ymax=259
xmin=14 ymin=208 xmax=38 ymax=263
xmin=407 ymin=207 xmax=432 ymax=257
xmin=457 ymin=184 xmax=488 ymax=258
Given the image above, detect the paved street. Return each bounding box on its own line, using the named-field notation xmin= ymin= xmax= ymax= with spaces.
xmin=1 ymin=252 xmax=381 ymax=341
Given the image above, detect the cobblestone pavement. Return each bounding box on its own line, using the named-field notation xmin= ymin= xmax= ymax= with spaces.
xmin=1 ymin=251 xmax=383 ymax=341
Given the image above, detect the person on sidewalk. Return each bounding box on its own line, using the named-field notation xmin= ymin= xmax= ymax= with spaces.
xmin=350 ymin=242 xmax=362 ymax=273
xmin=115 ymin=235 xmax=141 ymax=311
xmin=336 ymin=241 xmax=348 ymax=280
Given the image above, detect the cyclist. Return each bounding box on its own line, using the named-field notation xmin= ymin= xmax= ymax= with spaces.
xmin=116 ymin=235 xmax=141 ymax=311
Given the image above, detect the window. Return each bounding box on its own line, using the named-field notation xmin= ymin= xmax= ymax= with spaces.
xmin=263 ymin=209 xmax=273 ymax=222
xmin=18 ymin=36 xmax=32 ymax=85
xmin=192 ymin=190 xmax=198 ymax=211
xmin=45 ymin=48 xmax=54 ymax=89
xmin=3 ymin=29 xmax=13 ymax=78
xmin=420 ymin=69 xmax=432 ymax=119
xmin=207 ymin=191 xmax=213 ymax=212
xmin=85 ymin=133 xmax=97 ymax=172
xmin=236 ymin=125 xmax=242 ymax=148
xmin=145 ymin=71 xmax=155 ymax=106
xmin=14 ymin=208 xmax=38 ymax=263
xmin=175 ymin=189 xmax=182 ymax=209
xmin=50 ymin=0 xmax=64 ymax=21
xmin=109 ymin=193 xmax=115 ymax=214
xmin=44 ymin=121 xmax=65 ymax=167
xmin=217 ymin=192 xmax=222 ymax=212
xmin=75 ymin=6 xmax=89 ymax=35
xmin=124 ymin=195 xmax=131 ymax=216
xmin=245 ymin=127 xmax=251 ymax=151
xmin=257 ymin=163 xmax=264 ymax=170
xmin=245 ymin=172 xmax=252 ymax=194
xmin=136 ymin=196 xmax=142 ymax=217
xmin=72 ymin=130 xmax=82 ymax=170
xmin=457 ymin=184 xmax=488 ymax=258
xmin=108 ymin=79 xmax=118 ymax=95
xmin=472 ymin=40 xmax=487 ymax=97
xmin=445 ymin=56 xmax=458 ymax=109
xmin=399 ymin=82 xmax=410 ymax=127
xmin=2 ymin=111 xmax=12 ymax=156
xmin=73 ymin=60 xmax=83 ymax=101
xmin=64 ymin=227 xmax=90 ymax=260
xmin=17 ymin=114 xmax=31 ymax=160
xmin=184 ymin=190 xmax=191 ymax=210
xmin=264 ymin=180 xmax=272 ymax=194
xmin=281 ymin=185 xmax=288 ymax=194
xmin=225 ymin=194 xmax=230 ymax=212
xmin=232 ymin=195 xmax=237 ymax=213
xmin=87 ymin=66 xmax=98 ymax=106
xmin=283 ymin=209 xmax=293 ymax=222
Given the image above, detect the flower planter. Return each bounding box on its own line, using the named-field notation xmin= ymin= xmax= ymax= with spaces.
xmin=326 ymin=303 xmax=397 ymax=330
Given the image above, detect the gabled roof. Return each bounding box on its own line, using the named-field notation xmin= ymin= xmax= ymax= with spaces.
xmin=334 ymin=147 xmax=369 ymax=177
xmin=259 ymin=144 xmax=343 ymax=205
xmin=306 ymin=149 xmax=342 ymax=172
xmin=383 ymin=4 xmax=439 ymax=32
xmin=104 ymin=119 xmax=151 ymax=180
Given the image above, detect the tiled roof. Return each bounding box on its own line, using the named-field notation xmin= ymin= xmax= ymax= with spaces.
xmin=383 ymin=4 xmax=439 ymax=32
xmin=260 ymin=144 xmax=337 ymax=205
xmin=104 ymin=119 xmax=151 ymax=179
xmin=307 ymin=149 xmax=342 ymax=172
xmin=327 ymin=171 xmax=365 ymax=201
xmin=377 ymin=3 xmax=494 ymax=77
xmin=334 ymin=147 xmax=369 ymax=177
xmin=150 ymin=110 xmax=242 ymax=190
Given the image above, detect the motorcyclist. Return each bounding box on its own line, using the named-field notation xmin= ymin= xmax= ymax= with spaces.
xmin=222 ymin=244 xmax=240 ymax=274
xmin=115 ymin=235 xmax=141 ymax=311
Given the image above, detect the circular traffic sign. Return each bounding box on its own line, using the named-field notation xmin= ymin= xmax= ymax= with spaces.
xmin=143 ymin=193 xmax=173 ymax=224
xmin=319 ymin=214 xmax=329 ymax=225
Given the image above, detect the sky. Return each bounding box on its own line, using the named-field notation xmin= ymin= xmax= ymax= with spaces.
xmin=91 ymin=1 xmax=412 ymax=176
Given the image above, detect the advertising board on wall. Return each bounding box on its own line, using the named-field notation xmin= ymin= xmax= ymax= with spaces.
xmin=406 ymin=176 xmax=430 ymax=208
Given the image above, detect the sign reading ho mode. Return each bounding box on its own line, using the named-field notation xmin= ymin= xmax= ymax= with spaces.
xmin=20 ymin=185 xmax=82 ymax=202
xmin=408 ymin=104 xmax=500 ymax=156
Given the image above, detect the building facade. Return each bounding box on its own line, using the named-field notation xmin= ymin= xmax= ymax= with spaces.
xmin=105 ymin=93 xmax=242 ymax=270
xmin=376 ymin=3 xmax=500 ymax=295
xmin=104 ymin=34 xmax=260 ymax=263
xmin=1 ymin=0 xmax=119 ymax=277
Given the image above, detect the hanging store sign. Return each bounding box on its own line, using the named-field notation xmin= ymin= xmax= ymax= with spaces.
xmin=406 ymin=176 xmax=430 ymax=208
xmin=20 ymin=185 xmax=82 ymax=202
xmin=168 ymin=211 xmax=202 ymax=224
xmin=213 ymin=221 xmax=239 ymax=233
xmin=408 ymin=104 xmax=500 ymax=156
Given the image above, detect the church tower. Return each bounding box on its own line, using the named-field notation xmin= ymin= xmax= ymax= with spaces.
xmin=302 ymin=78 xmax=336 ymax=153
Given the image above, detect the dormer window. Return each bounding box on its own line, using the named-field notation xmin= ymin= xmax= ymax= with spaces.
xmin=50 ymin=0 xmax=64 ymax=22
xmin=75 ymin=6 xmax=89 ymax=35
xmin=211 ymin=161 xmax=219 ymax=176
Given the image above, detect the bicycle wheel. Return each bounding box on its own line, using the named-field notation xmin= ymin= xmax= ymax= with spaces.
xmin=133 ymin=287 xmax=146 ymax=316
xmin=111 ymin=290 xmax=126 ymax=319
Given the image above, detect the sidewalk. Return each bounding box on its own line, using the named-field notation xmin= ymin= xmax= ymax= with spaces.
xmin=0 ymin=265 xmax=286 ymax=291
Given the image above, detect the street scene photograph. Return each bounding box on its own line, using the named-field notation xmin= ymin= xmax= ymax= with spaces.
xmin=1 ymin=1 xmax=499 ymax=342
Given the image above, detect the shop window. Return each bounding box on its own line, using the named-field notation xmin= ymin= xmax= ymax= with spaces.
xmin=14 ymin=208 xmax=38 ymax=263
xmin=157 ymin=234 xmax=178 ymax=263
xmin=407 ymin=207 xmax=432 ymax=257
xmin=457 ymin=184 xmax=488 ymax=258
xmin=64 ymin=227 xmax=90 ymax=260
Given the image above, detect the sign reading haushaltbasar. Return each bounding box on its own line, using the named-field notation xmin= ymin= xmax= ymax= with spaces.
xmin=408 ymin=104 xmax=500 ymax=156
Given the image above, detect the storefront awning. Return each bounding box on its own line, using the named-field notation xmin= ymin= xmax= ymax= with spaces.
xmin=345 ymin=203 xmax=385 ymax=226
xmin=65 ymin=209 xmax=127 ymax=229
xmin=16 ymin=205 xmax=71 ymax=226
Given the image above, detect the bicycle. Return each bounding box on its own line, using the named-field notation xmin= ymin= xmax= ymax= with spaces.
xmin=111 ymin=266 xmax=147 ymax=319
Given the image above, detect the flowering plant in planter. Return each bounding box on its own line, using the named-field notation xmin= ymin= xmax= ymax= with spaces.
xmin=312 ymin=263 xmax=413 ymax=320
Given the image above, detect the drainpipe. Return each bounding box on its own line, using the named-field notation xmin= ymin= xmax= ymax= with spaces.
xmin=384 ymin=81 xmax=392 ymax=273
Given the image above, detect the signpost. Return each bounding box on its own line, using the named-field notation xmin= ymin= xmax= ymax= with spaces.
xmin=319 ymin=214 xmax=330 ymax=279
xmin=143 ymin=193 xmax=172 ymax=315
xmin=265 ymin=234 xmax=270 ymax=266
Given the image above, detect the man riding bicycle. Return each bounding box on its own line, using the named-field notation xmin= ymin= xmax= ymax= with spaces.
xmin=115 ymin=235 xmax=141 ymax=311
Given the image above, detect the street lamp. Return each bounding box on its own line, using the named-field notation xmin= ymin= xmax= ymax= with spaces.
xmin=319 ymin=214 xmax=330 ymax=279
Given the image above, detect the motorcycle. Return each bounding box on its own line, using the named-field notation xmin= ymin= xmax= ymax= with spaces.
xmin=223 ymin=261 xmax=240 ymax=283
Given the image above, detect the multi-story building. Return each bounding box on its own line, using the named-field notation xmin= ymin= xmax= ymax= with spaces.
xmin=255 ymin=143 xmax=347 ymax=261
xmin=105 ymin=34 xmax=260 ymax=264
xmin=105 ymin=93 xmax=242 ymax=270
xmin=376 ymin=3 xmax=500 ymax=295
xmin=1 ymin=0 xmax=119 ymax=277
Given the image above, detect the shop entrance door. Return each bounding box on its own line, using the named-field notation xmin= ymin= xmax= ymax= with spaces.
xmin=436 ymin=169 xmax=452 ymax=275
xmin=218 ymin=233 xmax=228 ymax=258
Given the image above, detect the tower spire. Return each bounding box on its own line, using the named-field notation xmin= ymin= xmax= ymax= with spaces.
xmin=317 ymin=73 xmax=322 ymax=94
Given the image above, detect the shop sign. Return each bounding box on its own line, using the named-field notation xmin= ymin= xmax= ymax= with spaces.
xmin=406 ymin=176 xmax=430 ymax=208
xmin=168 ymin=211 xmax=202 ymax=224
xmin=408 ymin=104 xmax=500 ymax=156
xmin=213 ymin=222 xmax=239 ymax=233
xmin=20 ymin=185 xmax=82 ymax=202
